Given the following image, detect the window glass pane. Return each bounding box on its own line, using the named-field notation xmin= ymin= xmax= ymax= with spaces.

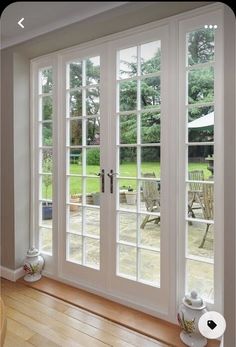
xmin=141 ymin=41 xmax=161 ymax=74
xmin=188 ymin=106 xmax=214 ymax=142
xmin=186 ymin=259 xmax=214 ymax=302
xmin=187 ymin=28 xmax=214 ymax=66
xmin=188 ymin=145 xmax=214 ymax=181
xmin=118 ymin=179 xmax=137 ymax=212
xmin=141 ymin=146 xmax=160 ymax=177
xmin=118 ymin=212 xmax=137 ymax=244
xmin=120 ymin=114 xmax=137 ymax=144
xmin=188 ymin=66 xmax=214 ymax=105
xmin=41 ymin=96 xmax=52 ymax=121
xmin=141 ymin=111 xmax=161 ymax=144
xmin=40 ymin=68 xmax=53 ymax=94
xmin=67 ymin=234 xmax=82 ymax=263
xmin=42 ymin=122 xmax=52 ymax=146
xmin=70 ymin=119 xmax=82 ymax=146
xmin=86 ymin=87 xmax=100 ymax=115
xmin=86 ymin=56 xmax=100 ymax=85
xmin=139 ymin=249 xmax=160 ymax=286
xmin=119 ymin=81 xmax=137 ymax=112
xmin=187 ymin=222 xmax=214 ymax=259
xmin=86 ymin=117 xmax=100 ymax=145
xmin=69 ymin=149 xmax=82 ymax=174
xmin=69 ymin=91 xmax=82 ymax=117
xmin=141 ymin=76 xmax=161 ymax=110
xmin=69 ymin=62 xmax=82 ymax=89
xmin=119 ymin=46 xmax=137 ymax=79
xmin=119 ymin=147 xmax=137 ymax=178
xmin=39 ymin=227 xmax=52 ymax=254
xmin=84 ymin=237 xmax=100 ymax=269
xmin=118 ymin=244 xmax=136 ymax=279
xmin=84 ymin=208 xmax=100 ymax=237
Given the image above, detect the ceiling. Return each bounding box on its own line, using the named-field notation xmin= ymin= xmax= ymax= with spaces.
xmin=1 ymin=2 xmax=128 ymax=48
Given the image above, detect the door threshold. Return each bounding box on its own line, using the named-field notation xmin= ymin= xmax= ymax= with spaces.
xmin=18 ymin=276 xmax=219 ymax=347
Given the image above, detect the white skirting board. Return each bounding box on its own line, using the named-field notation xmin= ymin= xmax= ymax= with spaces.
xmin=0 ymin=266 xmax=24 ymax=282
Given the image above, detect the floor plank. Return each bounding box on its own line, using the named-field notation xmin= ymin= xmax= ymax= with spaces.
xmin=1 ymin=279 xmax=169 ymax=347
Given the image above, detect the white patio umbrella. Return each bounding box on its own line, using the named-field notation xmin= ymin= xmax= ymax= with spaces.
xmin=188 ymin=112 xmax=214 ymax=129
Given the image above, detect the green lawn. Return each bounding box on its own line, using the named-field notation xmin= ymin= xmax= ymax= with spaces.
xmin=42 ymin=162 xmax=211 ymax=199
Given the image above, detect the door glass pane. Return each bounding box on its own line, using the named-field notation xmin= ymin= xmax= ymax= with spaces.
xmin=140 ymin=214 xmax=160 ymax=249
xmin=68 ymin=149 xmax=82 ymax=174
xmin=85 ymin=178 xmax=100 ymax=206
xmin=118 ymin=244 xmax=136 ymax=279
xmin=39 ymin=227 xmax=52 ymax=254
xmin=118 ymin=179 xmax=137 ymax=212
xmin=118 ymin=212 xmax=137 ymax=244
xmin=119 ymin=114 xmax=137 ymax=144
xmin=67 ymin=234 xmax=82 ymax=263
xmin=86 ymin=149 xmax=100 ymax=175
xmin=84 ymin=208 xmax=100 ymax=237
xmin=68 ymin=207 xmax=82 ymax=235
xmin=141 ymin=146 xmax=160 ymax=177
xmin=69 ymin=176 xmax=82 ymax=201
xmin=186 ymin=259 xmax=214 ymax=301
xmin=188 ymin=66 xmax=214 ymax=105
xmin=187 ymin=182 xmax=214 ymax=221
xmin=141 ymin=111 xmax=161 ymax=144
xmin=188 ymin=145 xmax=214 ymax=181
xmin=40 ymin=149 xmax=53 ymax=173
xmin=188 ymin=106 xmax=214 ymax=142
xmin=187 ymin=222 xmax=214 ymax=259
xmin=39 ymin=201 xmax=52 ymax=228
xmin=84 ymin=237 xmax=100 ymax=268
xmin=86 ymin=117 xmax=100 ymax=145
xmin=119 ymin=147 xmax=137 ymax=178
xmin=139 ymin=249 xmax=160 ymax=286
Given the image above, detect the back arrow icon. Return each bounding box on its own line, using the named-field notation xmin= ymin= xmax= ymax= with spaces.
xmin=18 ymin=18 xmax=24 ymax=28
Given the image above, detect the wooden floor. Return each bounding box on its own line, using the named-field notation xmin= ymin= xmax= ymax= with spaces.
xmin=1 ymin=279 xmax=170 ymax=347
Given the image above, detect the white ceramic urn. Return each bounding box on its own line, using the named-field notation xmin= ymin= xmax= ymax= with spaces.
xmin=23 ymin=248 xmax=44 ymax=282
xmin=177 ymin=290 xmax=208 ymax=347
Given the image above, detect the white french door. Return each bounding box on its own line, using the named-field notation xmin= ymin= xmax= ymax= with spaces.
xmin=31 ymin=5 xmax=224 ymax=321
xmin=108 ymin=27 xmax=170 ymax=313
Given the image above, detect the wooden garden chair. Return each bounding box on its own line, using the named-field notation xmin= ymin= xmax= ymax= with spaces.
xmin=140 ymin=172 xmax=160 ymax=229
xmin=199 ymin=183 xmax=214 ymax=248
xmin=188 ymin=170 xmax=204 ymax=218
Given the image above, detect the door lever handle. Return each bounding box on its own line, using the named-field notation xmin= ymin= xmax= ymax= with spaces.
xmin=107 ymin=170 xmax=117 ymax=194
xmin=97 ymin=169 xmax=105 ymax=193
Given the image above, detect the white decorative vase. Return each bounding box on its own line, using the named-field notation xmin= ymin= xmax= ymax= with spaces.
xmin=177 ymin=291 xmax=208 ymax=347
xmin=23 ymin=248 xmax=44 ymax=282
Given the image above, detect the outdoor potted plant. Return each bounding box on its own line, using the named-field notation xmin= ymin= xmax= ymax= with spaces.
xmin=70 ymin=190 xmax=81 ymax=212
xmin=125 ymin=185 xmax=136 ymax=205
xmin=42 ymin=152 xmax=53 ymax=220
